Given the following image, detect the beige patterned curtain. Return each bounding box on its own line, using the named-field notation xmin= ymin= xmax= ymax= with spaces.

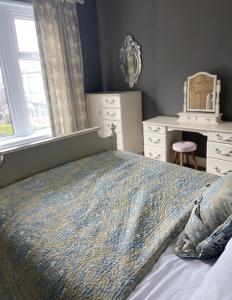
xmin=33 ymin=0 xmax=88 ymax=136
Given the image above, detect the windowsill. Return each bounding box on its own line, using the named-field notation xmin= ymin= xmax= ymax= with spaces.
xmin=0 ymin=128 xmax=52 ymax=152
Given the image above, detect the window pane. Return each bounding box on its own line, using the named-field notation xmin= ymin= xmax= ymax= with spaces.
xmin=19 ymin=60 xmax=50 ymax=131
xmin=0 ymin=64 xmax=14 ymax=138
xmin=14 ymin=19 xmax=39 ymax=53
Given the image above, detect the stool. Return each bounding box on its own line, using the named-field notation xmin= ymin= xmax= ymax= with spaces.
xmin=172 ymin=141 xmax=198 ymax=170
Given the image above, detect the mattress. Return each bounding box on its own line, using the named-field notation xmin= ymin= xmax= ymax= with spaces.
xmin=0 ymin=151 xmax=217 ymax=299
xmin=129 ymin=243 xmax=215 ymax=300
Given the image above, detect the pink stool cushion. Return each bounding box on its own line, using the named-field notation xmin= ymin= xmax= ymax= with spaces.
xmin=172 ymin=141 xmax=197 ymax=153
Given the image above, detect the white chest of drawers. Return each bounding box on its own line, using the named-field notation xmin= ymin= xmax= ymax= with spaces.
xmin=86 ymin=91 xmax=143 ymax=153
xmin=143 ymin=116 xmax=232 ymax=176
xmin=207 ymin=132 xmax=232 ymax=176
xmin=143 ymin=119 xmax=181 ymax=162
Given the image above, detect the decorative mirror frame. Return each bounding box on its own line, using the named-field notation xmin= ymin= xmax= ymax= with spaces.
xmin=178 ymin=71 xmax=222 ymax=124
xmin=120 ymin=35 xmax=142 ymax=88
xmin=186 ymin=72 xmax=217 ymax=113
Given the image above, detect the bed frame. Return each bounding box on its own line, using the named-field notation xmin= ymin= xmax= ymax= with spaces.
xmin=0 ymin=127 xmax=117 ymax=188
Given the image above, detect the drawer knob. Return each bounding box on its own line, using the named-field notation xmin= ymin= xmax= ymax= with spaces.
xmin=148 ymin=137 xmax=161 ymax=144
xmin=216 ymin=134 xmax=232 ymax=143
xmin=107 ymin=123 xmax=116 ymax=128
xmin=105 ymin=99 xmax=115 ymax=104
xmin=215 ymin=167 xmax=232 ymax=175
xmin=215 ymin=148 xmax=232 ymax=157
xmin=149 ymin=153 xmax=161 ymax=160
xmin=106 ymin=112 xmax=116 ymax=117
xmin=148 ymin=126 xmax=160 ymax=132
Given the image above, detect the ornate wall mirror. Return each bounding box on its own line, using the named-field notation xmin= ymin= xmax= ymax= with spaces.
xmin=187 ymin=72 xmax=217 ymax=112
xmin=178 ymin=72 xmax=222 ymax=124
xmin=120 ymin=35 xmax=142 ymax=88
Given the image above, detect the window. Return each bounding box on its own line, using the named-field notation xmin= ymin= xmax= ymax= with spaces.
xmin=0 ymin=62 xmax=14 ymax=137
xmin=0 ymin=2 xmax=51 ymax=148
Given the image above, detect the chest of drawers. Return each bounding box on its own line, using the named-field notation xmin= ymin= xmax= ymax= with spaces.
xmin=86 ymin=92 xmax=143 ymax=153
xmin=143 ymin=119 xmax=181 ymax=163
xmin=207 ymin=131 xmax=232 ymax=176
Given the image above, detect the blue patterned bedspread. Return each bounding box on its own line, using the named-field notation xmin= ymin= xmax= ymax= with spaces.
xmin=0 ymin=151 xmax=216 ymax=300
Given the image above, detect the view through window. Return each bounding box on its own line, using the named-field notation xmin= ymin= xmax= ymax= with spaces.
xmin=0 ymin=2 xmax=51 ymax=145
xmin=0 ymin=63 xmax=13 ymax=138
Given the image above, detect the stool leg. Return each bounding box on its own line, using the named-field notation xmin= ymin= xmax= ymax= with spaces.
xmin=173 ymin=151 xmax=178 ymax=164
xmin=191 ymin=152 xmax=198 ymax=170
xmin=184 ymin=153 xmax=187 ymax=165
xmin=186 ymin=153 xmax=190 ymax=165
xmin=180 ymin=152 xmax=183 ymax=166
xmin=177 ymin=152 xmax=180 ymax=164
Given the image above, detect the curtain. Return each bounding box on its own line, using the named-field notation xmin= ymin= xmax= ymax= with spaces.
xmin=33 ymin=0 xmax=88 ymax=136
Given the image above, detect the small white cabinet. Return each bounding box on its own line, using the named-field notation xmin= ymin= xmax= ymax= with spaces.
xmin=86 ymin=91 xmax=143 ymax=153
xmin=207 ymin=131 xmax=232 ymax=176
xmin=143 ymin=118 xmax=181 ymax=163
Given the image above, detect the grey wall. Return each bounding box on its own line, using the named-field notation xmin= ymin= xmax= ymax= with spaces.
xmin=155 ymin=0 xmax=232 ymax=121
xmin=77 ymin=0 xmax=102 ymax=92
xmin=97 ymin=0 xmax=157 ymax=120
xmin=97 ymin=0 xmax=232 ymax=121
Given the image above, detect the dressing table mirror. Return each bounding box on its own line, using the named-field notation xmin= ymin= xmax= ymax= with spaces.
xmin=178 ymin=72 xmax=222 ymax=124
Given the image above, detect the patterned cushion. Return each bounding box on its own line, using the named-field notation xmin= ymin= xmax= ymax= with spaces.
xmin=175 ymin=174 xmax=232 ymax=259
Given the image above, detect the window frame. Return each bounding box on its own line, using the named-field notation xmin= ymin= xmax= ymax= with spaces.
xmin=0 ymin=1 xmax=51 ymax=149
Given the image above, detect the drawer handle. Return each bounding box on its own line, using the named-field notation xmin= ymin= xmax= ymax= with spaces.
xmin=149 ymin=153 xmax=161 ymax=160
xmin=148 ymin=137 xmax=161 ymax=144
xmin=215 ymin=167 xmax=232 ymax=175
xmin=215 ymin=148 xmax=232 ymax=157
xmin=107 ymin=123 xmax=116 ymax=129
xmin=186 ymin=117 xmax=191 ymax=120
xmin=216 ymin=134 xmax=232 ymax=143
xmin=105 ymin=99 xmax=115 ymax=105
xmin=106 ymin=112 xmax=116 ymax=118
xmin=148 ymin=126 xmax=161 ymax=132
xmin=205 ymin=118 xmax=211 ymax=122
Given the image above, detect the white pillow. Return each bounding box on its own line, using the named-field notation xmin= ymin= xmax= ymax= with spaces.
xmin=191 ymin=237 xmax=232 ymax=300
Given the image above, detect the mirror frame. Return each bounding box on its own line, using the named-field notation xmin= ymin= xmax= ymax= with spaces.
xmin=120 ymin=35 xmax=142 ymax=88
xmin=187 ymin=72 xmax=217 ymax=113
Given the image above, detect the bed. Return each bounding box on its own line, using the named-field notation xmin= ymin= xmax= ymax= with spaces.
xmin=0 ymin=128 xmax=218 ymax=299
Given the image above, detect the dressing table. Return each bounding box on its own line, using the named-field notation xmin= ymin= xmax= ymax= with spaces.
xmin=143 ymin=72 xmax=232 ymax=176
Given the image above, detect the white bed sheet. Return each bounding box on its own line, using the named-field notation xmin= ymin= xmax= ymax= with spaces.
xmin=191 ymin=237 xmax=232 ymax=300
xmin=129 ymin=244 xmax=216 ymax=300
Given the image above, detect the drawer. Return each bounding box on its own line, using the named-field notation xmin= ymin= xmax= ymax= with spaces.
xmin=179 ymin=115 xmax=197 ymax=123
xmin=102 ymin=108 xmax=121 ymax=120
xmin=207 ymin=158 xmax=232 ymax=176
xmin=101 ymin=95 xmax=120 ymax=108
xmin=197 ymin=116 xmax=215 ymax=124
xmin=102 ymin=120 xmax=122 ymax=134
xmin=207 ymin=142 xmax=232 ymax=162
xmin=143 ymin=123 xmax=165 ymax=134
xmin=144 ymin=132 xmax=166 ymax=148
xmin=208 ymin=132 xmax=232 ymax=145
xmin=144 ymin=146 xmax=166 ymax=162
